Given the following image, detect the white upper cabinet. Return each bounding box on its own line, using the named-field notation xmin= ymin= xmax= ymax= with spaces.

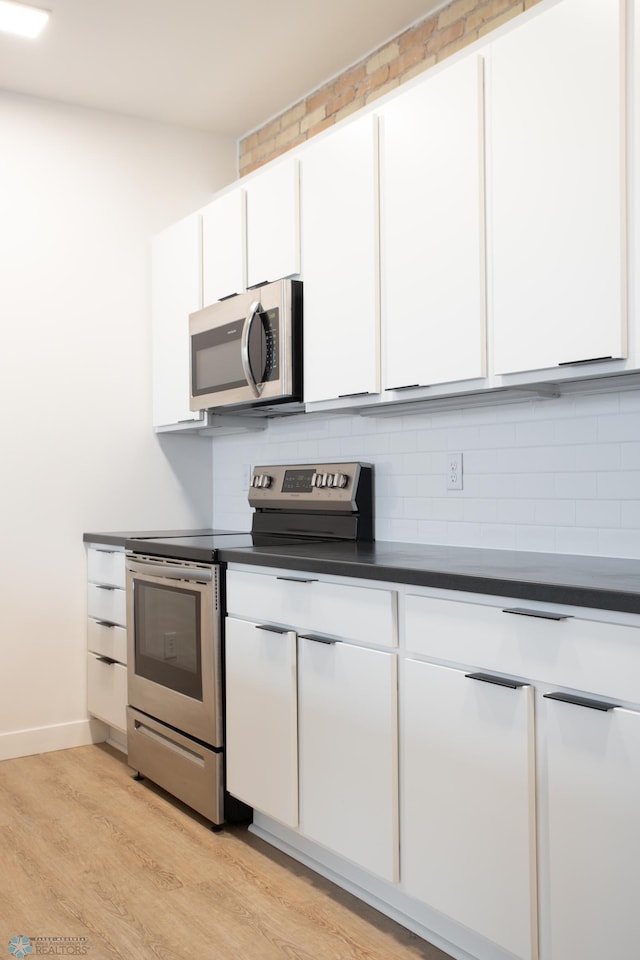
xmin=151 ymin=212 xmax=203 ymax=429
xmin=378 ymin=53 xmax=486 ymax=392
xmin=246 ymin=157 xmax=300 ymax=288
xmin=201 ymin=187 xmax=245 ymax=306
xmin=300 ymin=114 xmax=380 ymax=404
xmin=487 ymin=0 xmax=626 ymax=375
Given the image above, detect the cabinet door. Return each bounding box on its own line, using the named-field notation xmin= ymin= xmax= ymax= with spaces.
xmin=379 ymin=54 xmax=485 ymax=391
xmin=225 ymin=617 xmax=298 ymax=827
xmin=87 ymin=653 xmax=127 ymax=732
xmin=298 ymin=638 xmax=398 ymax=881
xmin=543 ymin=696 xmax=640 ymax=959
xmin=301 ymin=115 xmax=380 ymax=403
xmin=401 ymin=660 xmax=537 ymax=960
xmin=151 ymin=213 xmax=203 ymax=428
xmin=488 ymin=0 xmax=625 ymax=374
xmin=201 ymin=187 xmax=245 ymax=305
xmin=246 ymin=157 xmax=300 ymax=288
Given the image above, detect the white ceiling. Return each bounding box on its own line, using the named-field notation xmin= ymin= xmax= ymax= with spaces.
xmin=0 ymin=0 xmax=443 ymax=138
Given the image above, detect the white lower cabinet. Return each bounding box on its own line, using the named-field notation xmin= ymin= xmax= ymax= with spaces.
xmin=542 ymin=695 xmax=640 ymax=960
xmin=224 ymin=566 xmax=398 ymax=882
xmin=225 ymin=617 xmax=298 ymax=828
xmin=298 ymin=636 xmax=398 ymax=881
xmin=225 ymin=566 xmax=640 ymax=960
xmin=87 ymin=653 xmax=127 ymax=732
xmin=401 ymin=659 xmax=537 ymax=960
xmin=86 ymin=545 xmax=128 ymax=744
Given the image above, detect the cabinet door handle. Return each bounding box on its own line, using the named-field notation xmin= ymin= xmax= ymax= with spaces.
xmin=96 ymin=656 xmax=117 ymax=665
xmin=543 ymin=691 xmax=618 ymax=712
xmin=558 ymin=355 xmax=613 ymax=367
xmin=276 ymin=576 xmax=317 ymax=584
xmin=95 ymin=620 xmax=116 ymax=628
xmin=386 ymin=383 xmax=425 ymax=392
xmin=299 ymin=633 xmax=337 ymax=645
xmin=502 ymin=607 xmax=571 ymax=621
xmin=255 ymin=624 xmax=290 ymax=635
xmin=465 ymin=672 xmax=527 ymax=689
xmin=95 ymin=584 xmax=116 ymax=591
xmin=95 ymin=548 xmax=117 ymax=554
xmin=338 ymin=391 xmax=372 ymax=399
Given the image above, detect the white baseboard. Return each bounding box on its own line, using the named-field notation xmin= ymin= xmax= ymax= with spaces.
xmin=0 ymin=717 xmax=107 ymax=762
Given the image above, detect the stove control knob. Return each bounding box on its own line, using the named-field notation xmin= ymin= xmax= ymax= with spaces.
xmin=311 ymin=472 xmax=321 ymax=488
xmin=251 ymin=475 xmax=261 ymax=488
xmin=334 ymin=473 xmax=348 ymax=488
xmin=317 ymin=473 xmax=327 ymax=488
xmin=259 ymin=474 xmax=272 ymax=489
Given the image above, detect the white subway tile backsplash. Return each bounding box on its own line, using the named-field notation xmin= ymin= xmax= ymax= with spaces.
xmin=554 ymin=472 xmax=598 ymax=499
xmin=597 ymin=412 xmax=640 ymax=442
xmin=621 ymin=443 xmax=640 ymax=469
xmin=534 ymin=500 xmax=577 ymax=527
xmin=574 ymin=443 xmax=622 ymax=471
xmin=211 ymin=386 xmax=640 ymax=559
xmin=597 ymin=471 xmax=640 ymax=500
xmin=575 ymin=500 xmax=621 ymax=528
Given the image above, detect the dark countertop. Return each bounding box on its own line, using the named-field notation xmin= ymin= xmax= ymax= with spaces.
xmin=218 ymin=540 xmax=640 ymax=616
xmin=84 ymin=529 xmax=640 ymax=615
xmin=83 ymin=529 xmax=218 ymax=547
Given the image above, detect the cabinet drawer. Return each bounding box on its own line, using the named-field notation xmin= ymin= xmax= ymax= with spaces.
xmin=87 ymin=619 xmax=127 ymax=664
xmin=404 ymin=594 xmax=640 ymax=704
xmin=87 ymin=653 xmax=127 ymax=731
xmin=127 ymin=708 xmax=223 ymax=824
xmin=87 ymin=583 xmax=127 ymax=627
xmin=227 ymin=569 xmax=397 ymax=647
xmin=87 ymin=547 xmax=126 ymax=588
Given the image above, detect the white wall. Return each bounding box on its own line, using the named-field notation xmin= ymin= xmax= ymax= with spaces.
xmin=211 ymin=386 xmax=640 ymax=559
xmin=0 ymin=91 xmax=236 ymax=760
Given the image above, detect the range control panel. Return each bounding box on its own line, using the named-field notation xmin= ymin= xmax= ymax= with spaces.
xmin=249 ymin=462 xmax=370 ymax=512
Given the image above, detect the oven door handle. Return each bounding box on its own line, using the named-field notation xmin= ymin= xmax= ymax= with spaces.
xmin=241 ymin=299 xmax=264 ymax=398
xmin=127 ymin=561 xmax=213 ymax=582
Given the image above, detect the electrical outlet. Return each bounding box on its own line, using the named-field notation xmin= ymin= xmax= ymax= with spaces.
xmin=164 ymin=631 xmax=177 ymax=660
xmin=447 ymin=452 xmax=463 ymax=491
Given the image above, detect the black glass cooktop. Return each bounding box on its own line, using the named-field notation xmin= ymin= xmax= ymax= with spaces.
xmin=124 ymin=530 xmax=316 ymax=563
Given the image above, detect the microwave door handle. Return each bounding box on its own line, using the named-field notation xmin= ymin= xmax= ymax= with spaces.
xmin=241 ymin=300 xmax=264 ymax=398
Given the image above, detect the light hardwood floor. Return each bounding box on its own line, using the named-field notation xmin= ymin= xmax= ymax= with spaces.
xmin=0 ymin=744 xmax=452 ymax=960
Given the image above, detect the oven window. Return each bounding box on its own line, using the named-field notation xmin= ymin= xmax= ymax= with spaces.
xmin=133 ymin=581 xmax=202 ymax=700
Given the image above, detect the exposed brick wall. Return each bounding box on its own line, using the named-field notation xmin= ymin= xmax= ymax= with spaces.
xmin=239 ymin=0 xmax=543 ymax=176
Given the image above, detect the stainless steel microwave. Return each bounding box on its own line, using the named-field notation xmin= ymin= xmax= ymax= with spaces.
xmin=189 ymin=278 xmax=302 ymax=411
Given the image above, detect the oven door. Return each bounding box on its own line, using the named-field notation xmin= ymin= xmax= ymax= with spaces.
xmin=126 ymin=557 xmax=222 ymax=748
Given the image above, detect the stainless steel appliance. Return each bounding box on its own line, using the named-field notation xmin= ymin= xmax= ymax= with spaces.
xmin=126 ymin=553 xmax=225 ymax=824
xmin=189 ymin=278 xmax=302 ymax=412
xmin=125 ymin=462 xmax=373 ymax=827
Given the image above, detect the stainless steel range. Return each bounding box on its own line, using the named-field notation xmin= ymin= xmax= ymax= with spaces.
xmin=125 ymin=462 xmax=373 ymax=827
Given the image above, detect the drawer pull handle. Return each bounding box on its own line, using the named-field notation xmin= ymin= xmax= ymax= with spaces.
xmin=276 ymin=576 xmax=317 ymax=584
xmin=95 ymin=548 xmax=118 ymax=554
xmin=299 ymin=633 xmax=337 ymax=645
xmin=95 ymin=620 xmax=116 ymax=628
xmin=465 ymin=672 xmax=527 ymax=690
xmin=502 ymin=607 xmax=571 ymax=621
xmin=95 ymin=584 xmax=116 ymax=591
xmin=255 ymin=624 xmax=290 ymax=635
xmin=96 ymin=656 xmax=117 ymax=665
xmin=543 ymin=692 xmax=618 ymax=712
